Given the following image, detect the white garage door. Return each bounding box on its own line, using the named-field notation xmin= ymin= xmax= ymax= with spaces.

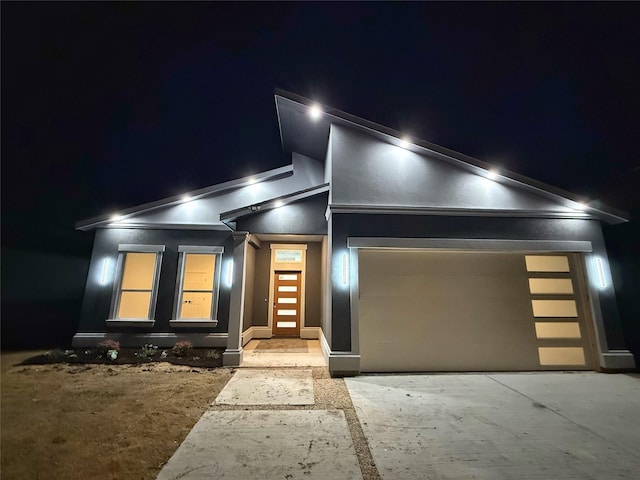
xmin=358 ymin=250 xmax=594 ymax=372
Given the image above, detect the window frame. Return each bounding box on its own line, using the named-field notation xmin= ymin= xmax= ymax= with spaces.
xmin=170 ymin=245 xmax=224 ymax=328
xmin=106 ymin=244 xmax=165 ymax=327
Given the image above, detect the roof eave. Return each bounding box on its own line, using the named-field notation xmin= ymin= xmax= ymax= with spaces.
xmin=273 ymin=89 xmax=628 ymax=225
xmin=76 ymin=164 xmax=294 ymax=231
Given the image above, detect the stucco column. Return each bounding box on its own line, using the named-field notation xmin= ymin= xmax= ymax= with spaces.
xmin=223 ymin=232 xmax=249 ymax=367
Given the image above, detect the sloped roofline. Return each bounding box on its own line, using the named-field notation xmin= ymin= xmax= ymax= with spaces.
xmin=75 ymin=164 xmax=293 ymax=231
xmin=219 ymin=183 xmax=330 ymax=224
xmin=274 ymin=89 xmax=628 ymax=225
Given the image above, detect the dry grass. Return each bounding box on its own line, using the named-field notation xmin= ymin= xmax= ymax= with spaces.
xmin=1 ymin=351 xmax=233 ymax=480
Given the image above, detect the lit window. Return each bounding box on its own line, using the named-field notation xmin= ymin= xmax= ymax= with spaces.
xmin=172 ymin=246 xmax=223 ymax=325
xmin=108 ymin=245 xmax=164 ymax=325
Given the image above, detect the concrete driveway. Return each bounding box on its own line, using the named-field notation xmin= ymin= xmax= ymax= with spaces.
xmin=346 ymin=373 xmax=640 ymax=480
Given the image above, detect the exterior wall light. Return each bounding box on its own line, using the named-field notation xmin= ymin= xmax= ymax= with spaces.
xmin=595 ymin=257 xmax=607 ymax=289
xmin=100 ymin=258 xmax=110 ymax=285
xmin=227 ymin=260 xmax=234 ymax=287
xmin=309 ymin=104 xmax=323 ymax=120
xmin=342 ymin=254 xmax=348 ymax=285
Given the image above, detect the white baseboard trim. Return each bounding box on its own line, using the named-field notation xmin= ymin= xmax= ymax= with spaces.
xmin=320 ymin=331 xmax=331 ymax=364
xmin=300 ymin=327 xmax=321 ymax=339
xmin=601 ymin=350 xmax=636 ymax=370
xmin=318 ymin=331 xmax=360 ymax=376
xmin=72 ymin=332 xmax=228 ymax=348
xmin=241 ymin=326 xmax=272 ymax=345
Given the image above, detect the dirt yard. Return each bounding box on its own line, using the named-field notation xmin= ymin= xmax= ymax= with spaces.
xmin=1 ymin=351 xmax=233 ymax=480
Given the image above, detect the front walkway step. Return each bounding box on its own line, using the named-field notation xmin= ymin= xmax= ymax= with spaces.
xmin=214 ymin=369 xmax=314 ymax=405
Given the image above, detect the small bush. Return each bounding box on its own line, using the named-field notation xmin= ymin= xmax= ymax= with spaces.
xmin=135 ymin=343 xmax=158 ymax=361
xmin=172 ymin=340 xmax=193 ymax=357
xmin=44 ymin=349 xmax=67 ymax=362
xmin=206 ymin=349 xmax=221 ymax=360
xmin=97 ymin=339 xmax=120 ymax=355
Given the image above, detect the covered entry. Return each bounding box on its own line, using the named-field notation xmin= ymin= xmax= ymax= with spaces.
xmin=357 ymin=249 xmax=594 ymax=372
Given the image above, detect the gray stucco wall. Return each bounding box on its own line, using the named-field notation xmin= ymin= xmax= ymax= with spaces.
xmin=305 ymin=242 xmax=322 ymax=328
xmin=329 ymin=213 xmax=625 ymax=353
xmin=78 ymin=228 xmax=233 ymax=334
xmin=251 ymin=244 xmax=271 ymax=327
xmin=236 ymin=193 xmax=328 ymax=235
xmin=330 ymin=125 xmax=573 ymax=213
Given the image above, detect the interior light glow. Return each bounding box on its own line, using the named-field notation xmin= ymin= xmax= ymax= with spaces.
xmin=309 ymin=104 xmax=323 ymax=120
xmin=342 ymin=254 xmax=348 ymax=285
xmin=100 ymin=259 xmax=110 ymax=285
xmin=595 ymin=257 xmax=607 ymax=288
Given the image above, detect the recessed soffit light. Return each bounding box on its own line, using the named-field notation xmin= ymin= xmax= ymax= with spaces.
xmin=309 ymin=104 xmax=322 ymax=120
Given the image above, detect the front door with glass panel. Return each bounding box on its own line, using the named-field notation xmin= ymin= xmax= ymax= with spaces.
xmin=272 ymin=271 xmax=301 ymax=336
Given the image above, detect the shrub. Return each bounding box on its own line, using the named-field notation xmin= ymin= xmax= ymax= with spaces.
xmin=135 ymin=343 xmax=158 ymax=361
xmin=44 ymin=349 xmax=67 ymax=362
xmin=206 ymin=349 xmax=221 ymax=360
xmin=97 ymin=339 xmax=120 ymax=355
xmin=172 ymin=340 xmax=193 ymax=357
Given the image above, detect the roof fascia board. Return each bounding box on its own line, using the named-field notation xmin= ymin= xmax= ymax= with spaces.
xmin=329 ymin=203 xmax=597 ymax=221
xmin=347 ymin=237 xmax=593 ymax=253
xmin=274 ymin=89 xmax=628 ymax=224
xmin=99 ymin=222 xmax=233 ymax=231
xmin=220 ymin=183 xmax=330 ymax=222
xmin=76 ymin=164 xmax=293 ymax=231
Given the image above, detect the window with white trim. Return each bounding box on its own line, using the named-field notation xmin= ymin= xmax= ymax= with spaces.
xmin=108 ymin=245 xmax=164 ymax=326
xmin=171 ymin=246 xmax=223 ymax=327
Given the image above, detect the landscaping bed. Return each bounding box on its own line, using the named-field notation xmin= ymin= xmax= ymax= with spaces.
xmin=19 ymin=341 xmax=224 ymax=369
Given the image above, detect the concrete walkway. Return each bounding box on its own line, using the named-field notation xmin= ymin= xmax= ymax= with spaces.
xmin=346 ymin=373 xmax=640 ymax=479
xmin=157 ymin=369 xmax=640 ymax=480
xmin=157 ymin=368 xmax=362 ymax=480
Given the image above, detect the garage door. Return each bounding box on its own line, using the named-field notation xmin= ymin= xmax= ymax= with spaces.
xmin=358 ymin=250 xmax=594 ymax=372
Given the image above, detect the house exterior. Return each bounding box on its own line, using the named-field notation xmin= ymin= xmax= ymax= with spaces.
xmin=74 ymin=90 xmax=635 ymax=376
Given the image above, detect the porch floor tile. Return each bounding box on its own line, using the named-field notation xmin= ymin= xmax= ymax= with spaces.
xmin=240 ymin=339 xmax=327 ymax=367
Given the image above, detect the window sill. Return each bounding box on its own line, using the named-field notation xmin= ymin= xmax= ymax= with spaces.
xmin=106 ymin=319 xmax=155 ymax=328
xmin=169 ymin=320 xmax=218 ymax=328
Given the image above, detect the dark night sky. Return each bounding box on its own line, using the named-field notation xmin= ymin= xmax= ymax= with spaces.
xmin=2 ymin=2 xmax=639 ymax=347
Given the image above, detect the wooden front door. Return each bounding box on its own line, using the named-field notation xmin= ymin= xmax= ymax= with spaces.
xmin=272 ymin=271 xmax=301 ymax=337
